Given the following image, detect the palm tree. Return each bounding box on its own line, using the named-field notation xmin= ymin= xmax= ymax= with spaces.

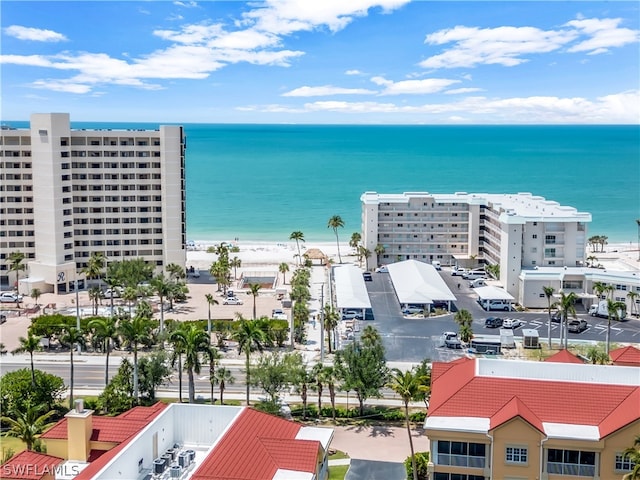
xmin=214 ymin=366 xmax=235 ymax=405
xmin=1 ymin=402 xmax=56 ymax=451
xmin=327 ymin=215 xmax=345 ymax=263
xmin=88 ymin=286 xmax=103 ymax=315
xmin=322 ymin=365 xmax=339 ymax=421
xmin=592 ymin=281 xmax=607 ymax=301
xmin=374 ymin=243 xmax=385 ymax=266
xmin=229 ymin=257 xmax=242 ymax=280
xmin=605 ymin=299 xmax=626 ymax=354
xmin=169 ymin=325 xmax=210 ymax=403
xmin=323 ymin=304 xmax=339 ymax=354
xmin=82 ymin=252 xmax=105 ymax=287
xmin=11 ymin=334 xmax=41 ymax=386
xmin=60 ymin=326 xmax=85 ymax=410
xmin=558 ymin=292 xmax=578 ymax=349
xmin=168 ymin=325 xmax=186 ymax=403
xmin=585 ymin=345 xmax=609 ymax=365
xmin=118 ymin=307 xmax=153 ymax=401
xmin=289 ymin=231 xmax=305 ymax=265
xmin=205 ymin=293 xmax=218 ymax=344
xmin=349 ymin=232 xmax=361 ymax=253
xmin=207 ymin=346 xmax=221 ymax=404
xmin=278 ymin=262 xmax=289 ymax=284
xmin=454 ymin=309 xmax=473 ymax=343
xmin=166 ymin=263 xmax=185 ymax=283
xmin=233 ymin=318 xmax=267 ymax=405
xmin=88 ymin=316 xmax=118 ymax=386
xmin=151 ymin=274 xmax=171 ymax=333
xmin=122 ymin=286 xmax=138 ymax=317
xmin=387 ymin=368 xmax=423 ymax=480
xmin=627 ymin=291 xmax=639 ymax=318
xmin=7 ymin=251 xmax=26 ymax=291
xmin=30 ymin=288 xmax=41 ymax=307
xmin=246 ymin=283 xmax=261 ymax=320
xmin=543 ymin=286 xmax=557 ymax=349
xmin=622 ymin=434 xmax=640 ymax=480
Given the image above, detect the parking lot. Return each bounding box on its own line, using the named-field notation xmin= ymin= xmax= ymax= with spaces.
xmin=355 ymin=267 xmax=640 ymax=362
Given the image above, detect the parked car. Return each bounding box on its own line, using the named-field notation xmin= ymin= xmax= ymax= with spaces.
xmin=483 ymin=299 xmax=511 ymax=311
xmin=551 ymin=311 xmax=562 ymax=323
xmin=103 ymin=288 xmax=122 ymax=298
xmin=0 ymin=292 xmax=23 ymax=303
xmin=226 ymin=290 xmax=235 ymax=298
xmin=451 ymin=267 xmax=467 ymax=276
xmin=362 ymin=272 xmax=373 ymax=282
xmin=502 ymin=318 xmax=523 ymax=329
xmin=469 ymin=278 xmax=486 ymax=288
xmin=272 ymin=309 xmax=287 ymax=320
xmin=463 ymin=271 xmax=487 ymax=280
xmin=0 ymin=314 xmax=7 ymax=324
xmin=375 ymin=266 xmax=388 ymax=273
xmin=442 ymin=331 xmax=462 ymax=349
xmin=484 ymin=317 xmax=503 ymax=328
xmin=223 ymin=297 xmax=243 ymax=305
xmin=568 ymin=319 xmax=588 ymax=333
xmin=403 ymin=305 xmax=424 ymax=315
xmin=342 ymin=310 xmax=363 ymax=320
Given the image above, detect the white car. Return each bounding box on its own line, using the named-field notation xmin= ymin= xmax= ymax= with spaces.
xmin=502 ymin=318 xmax=523 ymax=329
xmin=375 ymin=266 xmax=389 ymax=273
xmin=103 ymin=288 xmax=122 ymax=298
xmin=0 ymin=292 xmax=23 ymax=303
xmin=451 ymin=267 xmax=468 ymax=276
xmin=223 ymin=297 xmax=243 ymax=305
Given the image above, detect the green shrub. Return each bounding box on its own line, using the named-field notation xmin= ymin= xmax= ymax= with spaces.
xmin=404 ymin=452 xmax=430 ymax=480
xmin=409 ymin=411 xmax=426 ymax=423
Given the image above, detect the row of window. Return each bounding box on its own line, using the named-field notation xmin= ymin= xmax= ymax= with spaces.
xmin=74 ymin=239 xmax=162 ymax=246
xmin=61 ymin=138 xmax=160 ymax=147
xmin=71 ymin=195 xmax=163 ymax=203
xmin=72 ymin=217 xmax=163 ymax=224
xmin=69 ymin=161 xmax=162 ymax=168
xmin=0 ymin=162 xmax=32 ymax=168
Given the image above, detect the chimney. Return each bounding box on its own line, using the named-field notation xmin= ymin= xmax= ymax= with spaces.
xmin=65 ymin=398 xmax=93 ymax=461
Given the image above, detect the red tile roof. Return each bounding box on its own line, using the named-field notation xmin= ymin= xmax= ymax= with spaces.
xmin=0 ymin=451 xmax=63 ymax=480
xmin=609 ymin=345 xmax=640 ymax=366
xmin=428 ymin=358 xmax=640 ymax=439
xmin=191 ymin=408 xmax=320 ymax=480
xmin=545 ymin=349 xmax=584 ymax=364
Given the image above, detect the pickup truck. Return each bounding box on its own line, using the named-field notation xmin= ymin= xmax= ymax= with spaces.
xmin=0 ymin=292 xmax=23 ymax=303
xmin=272 ymin=309 xmax=288 ymax=320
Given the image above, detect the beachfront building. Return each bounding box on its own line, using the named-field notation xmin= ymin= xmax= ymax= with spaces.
xmin=424 ymin=356 xmax=640 ymax=480
xmin=1 ymin=401 xmax=333 ymax=480
xmin=0 ymin=113 xmax=186 ymax=294
xmin=361 ymin=191 xmax=591 ymax=300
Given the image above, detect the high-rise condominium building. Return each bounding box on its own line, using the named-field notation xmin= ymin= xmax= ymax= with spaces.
xmin=361 ymin=191 xmax=591 ymax=297
xmin=0 ymin=113 xmax=186 ymax=294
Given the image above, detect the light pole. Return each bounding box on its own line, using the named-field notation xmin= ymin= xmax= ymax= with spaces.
xmin=319 ymin=283 xmax=325 ymax=363
xmin=74 ymin=273 xmax=81 ymax=353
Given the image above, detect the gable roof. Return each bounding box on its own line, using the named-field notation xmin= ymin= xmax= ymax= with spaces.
xmin=0 ymin=451 xmax=63 ymax=480
xmin=191 ymin=408 xmax=319 ymax=480
xmin=427 ymin=357 xmax=640 ymax=440
xmin=609 ymin=345 xmax=640 ymax=366
xmin=545 ymin=350 xmax=584 ymax=364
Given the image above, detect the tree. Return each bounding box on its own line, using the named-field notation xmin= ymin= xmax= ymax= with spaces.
xmin=323 ymin=304 xmax=339 ymax=354
xmin=205 ymin=293 xmax=218 ymax=345
xmin=605 ymin=299 xmax=626 ymax=354
xmin=542 ymin=286 xmax=557 ymax=349
xmin=1 ymin=402 xmax=56 ymax=451
xmin=207 ymin=346 xmax=221 ymax=404
xmin=7 ymin=250 xmax=26 ymax=291
xmin=289 ymin=231 xmax=305 ymax=265
xmin=592 ymin=281 xmax=607 ymax=301
xmin=59 ymin=326 xmax=85 ymax=410
xmin=88 ymin=286 xmax=103 ymax=315
xmin=88 ymin=316 xmax=118 ymax=386
xmin=30 ymin=288 xmax=42 ymax=307
xmin=0 ymin=369 xmax=65 ymax=415
xmin=251 ymin=351 xmax=294 ymax=404
xmin=166 ymin=263 xmax=185 ymax=282
xmin=138 ymin=351 xmax=171 ymax=402
xmin=278 ymin=262 xmax=289 ymax=284
xmin=213 ymin=366 xmax=235 ymax=405
xmin=358 ymin=246 xmax=371 ymax=269
xmin=98 ymin=359 xmax=135 ymax=415
xmin=230 ymin=257 xmax=242 ymax=280
xmin=169 ymin=325 xmax=210 ymax=403
xmin=82 ymin=252 xmax=106 ymax=287
xmin=454 ymin=309 xmax=473 ymax=343
xmin=11 ymin=334 xmax=41 ymax=387
xmin=374 ymin=244 xmax=386 ymax=265
xmin=233 ymin=318 xmax=267 ymax=405
xmin=335 ymin=326 xmax=387 ymax=416
xmin=413 ymin=359 xmax=432 ymax=409
xmin=585 ymin=345 xmax=609 ymax=365
xmin=349 ymin=232 xmax=361 ymax=252
xmin=558 ymin=292 xmax=578 ymax=349
xmin=327 ymin=215 xmax=345 ymax=264
xmin=628 ymin=291 xmax=639 ymax=318
xmin=288 ymin=354 xmax=312 ymax=419
xmin=486 ymin=263 xmax=500 ymax=279
xmin=622 ymin=434 xmax=640 ymax=480
xmin=118 ymin=306 xmax=154 ymax=401
xmin=151 ymin=274 xmax=172 ymax=333
xmin=388 ymin=368 xmax=424 ymax=480
xmin=247 ymin=283 xmax=262 ymax=320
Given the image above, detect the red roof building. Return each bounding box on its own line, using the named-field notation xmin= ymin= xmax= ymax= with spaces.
xmin=544 ymin=349 xmax=584 ymax=364
xmin=425 ymin=357 xmax=640 ymax=480
xmin=609 ymin=345 xmax=640 ymax=366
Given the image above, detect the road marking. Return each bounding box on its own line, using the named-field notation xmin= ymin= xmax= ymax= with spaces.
xmin=530 ymin=320 xmax=544 ymax=326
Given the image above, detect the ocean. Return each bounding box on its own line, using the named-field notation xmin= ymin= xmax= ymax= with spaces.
xmin=9 ymin=122 xmax=640 ymax=243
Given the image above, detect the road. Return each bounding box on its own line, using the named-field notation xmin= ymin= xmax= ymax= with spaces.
xmin=360 ymin=268 xmax=640 ymax=362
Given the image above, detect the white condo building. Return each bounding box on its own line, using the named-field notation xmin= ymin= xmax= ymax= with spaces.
xmin=361 ymin=191 xmax=592 ymax=300
xmin=0 ymin=113 xmax=186 ymax=294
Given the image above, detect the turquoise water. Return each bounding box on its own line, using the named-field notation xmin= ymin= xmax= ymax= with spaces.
xmin=9 ymin=122 xmax=640 ymax=243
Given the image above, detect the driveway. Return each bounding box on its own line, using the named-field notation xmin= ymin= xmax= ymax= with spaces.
xmin=330 ymin=424 xmax=429 ymax=462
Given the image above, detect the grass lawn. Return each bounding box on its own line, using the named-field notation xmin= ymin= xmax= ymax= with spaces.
xmin=1 ymin=436 xmax=27 ymax=457
xmin=328 ymin=464 xmax=349 ymax=480
xmin=329 ymin=450 xmax=349 ymax=460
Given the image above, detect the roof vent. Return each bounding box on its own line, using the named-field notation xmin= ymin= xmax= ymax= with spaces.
xmin=74 ymin=398 xmax=84 ymax=413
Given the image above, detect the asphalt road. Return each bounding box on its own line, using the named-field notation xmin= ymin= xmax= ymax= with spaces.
xmin=360 ymin=268 xmax=640 ymax=362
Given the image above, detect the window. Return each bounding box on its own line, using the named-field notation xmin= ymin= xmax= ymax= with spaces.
xmin=545 ymin=235 xmax=556 ymax=244
xmin=532 ymin=234 xmax=537 ymax=239
xmin=433 ymin=474 xmax=484 ymax=480
xmin=615 ymin=453 xmax=636 ymax=472
xmin=547 ymin=449 xmax=595 ymax=477
xmin=506 ymin=446 xmax=528 ymax=464
xmin=544 ymin=248 xmax=556 ymax=257
xmin=436 ymin=441 xmax=486 ymax=468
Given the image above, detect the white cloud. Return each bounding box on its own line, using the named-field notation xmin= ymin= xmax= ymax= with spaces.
xmin=174 ymin=1 xmax=199 ymax=8
xmin=282 ymin=85 xmax=377 ymax=96
xmin=371 ymin=76 xmax=460 ymax=95
xmin=565 ymin=17 xmax=640 ymax=54
xmin=4 ymin=25 xmax=67 ymax=42
xmin=345 ymin=69 xmax=365 ymax=75
xmin=445 ymin=87 xmax=483 ymax=95
xmin=420 ymin=17 xmax=640 ymax=69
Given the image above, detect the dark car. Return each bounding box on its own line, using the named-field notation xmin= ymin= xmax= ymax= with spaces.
xmin=484 ymin=317 xmax=503 ymax=328
xmin=568 ymin=319 xmax=588 ymax=333
xmin=551 ymin=311 xmax=562 ymax=323
xmin=363 ymin=272 xmax=373 ymax=282
xmin=0 ymin=314 xmax=6 ymax=324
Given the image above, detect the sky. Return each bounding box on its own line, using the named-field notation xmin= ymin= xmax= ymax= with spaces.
xmin=1 ymin=0 xmax=639 ymax=124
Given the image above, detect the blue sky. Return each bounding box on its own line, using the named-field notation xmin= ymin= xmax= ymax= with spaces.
xmin=2 ymin=0 xmax=639 ymax=123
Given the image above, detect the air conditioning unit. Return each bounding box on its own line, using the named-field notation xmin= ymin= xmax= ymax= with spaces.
xmin=178 ymin=452 xmax=189 ymax=468
xmin=170 ymin=465 xmax=182 ymax=479
xmin=186 ymin=450 xmax=195 ymax=464
xmin=153 ymin=458 xmax=167 ymax=475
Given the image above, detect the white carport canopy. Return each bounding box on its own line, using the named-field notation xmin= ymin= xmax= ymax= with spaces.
xmin=333 ymin=265 xmax=372 ymax=310
xmin=387 ymin=260 xmax=456 ymax=305
xmin=475 ymin=285 xmax=515 ymax=301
